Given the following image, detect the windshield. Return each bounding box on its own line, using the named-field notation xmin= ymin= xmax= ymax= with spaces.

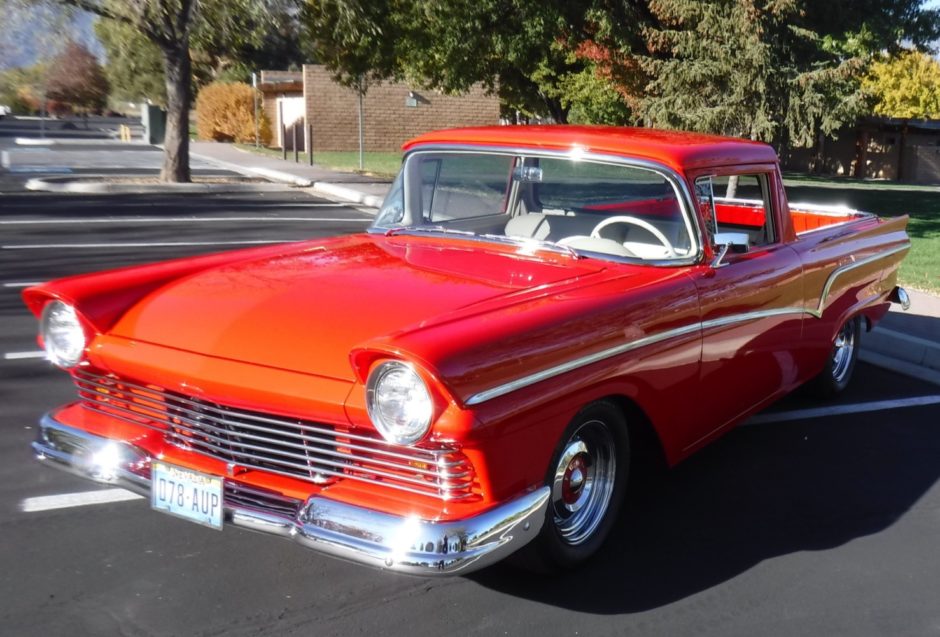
xmin=372 ymin=150 xmax=698 ymax=262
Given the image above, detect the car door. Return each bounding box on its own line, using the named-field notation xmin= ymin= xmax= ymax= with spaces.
xmin=681 ymin=167 xmax=805 ymax=453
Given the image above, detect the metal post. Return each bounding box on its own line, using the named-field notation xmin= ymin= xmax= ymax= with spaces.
xmin=293 ymin=122 xmax=298 ymax=163
xmin=279 ymin=99 xmax=286 ymax=161
xmin=357 ymin=80 xmax=364 ymax=171
xmin=308 ymin=123 xmax=313 ymax=166
xmin=252 ymin=72 xmax=260 ymax=148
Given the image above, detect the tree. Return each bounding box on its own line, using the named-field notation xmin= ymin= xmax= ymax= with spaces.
xmin=632 ymin=0 xmax=872 ymax=147
xmin=191 ymin=0 xmax=310 ymax=84
xmin=95 ymin=2 xmax=308 ymax=108
xmin=48 ymin=0 xmax=198 ymax=182
xmin=45 ymin=40 xmax=109 ymax=114
xmin=863 ymin=50 xmax=940 ymax=120
xmin=302 ymin=0 xmax=643 ymax=123
xmin=805 ymin=0 xmax=940 ymax=56
xmin=95 ymin=19 xmax=166 ymax=105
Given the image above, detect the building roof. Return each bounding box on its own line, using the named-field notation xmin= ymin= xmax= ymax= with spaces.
xmin=403 ymin=125 xmax=778 ymax=171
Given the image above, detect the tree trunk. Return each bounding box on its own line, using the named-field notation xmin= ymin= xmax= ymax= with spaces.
xmin=542 ymin=96 xmax=569 ymax=124
xmin=160 ymin=40 xmax=192 ymax=183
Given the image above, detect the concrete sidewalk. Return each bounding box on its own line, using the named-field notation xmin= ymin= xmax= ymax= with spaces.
xmin=190 ymin=141 xmax=392 ymax=208
xmin=862 ymin=288 xmax=940 ymax=385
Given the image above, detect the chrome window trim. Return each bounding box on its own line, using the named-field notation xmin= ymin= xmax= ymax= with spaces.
xmin=375 ymin=144 xmax=705 ymax=267
xmin=465 ymin=243 xmax=910 ymax=405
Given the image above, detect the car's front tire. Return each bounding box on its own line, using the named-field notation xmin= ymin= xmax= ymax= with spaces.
xmin=518 ymin=400 xmax=630 ymax=572
xmin=809 ymin=316 xmax=861 ymax=398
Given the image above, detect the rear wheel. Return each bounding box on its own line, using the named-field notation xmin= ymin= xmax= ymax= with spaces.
xmin=809 ymin=316 xmax=861 ymax=398
xmin=519 ymin=400 xmax=629 ymax=572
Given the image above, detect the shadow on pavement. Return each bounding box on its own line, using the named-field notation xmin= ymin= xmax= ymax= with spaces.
xmin=472 ymin=399 xmax=940 ymax=613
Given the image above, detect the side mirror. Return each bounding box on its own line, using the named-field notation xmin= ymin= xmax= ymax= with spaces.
xmin=711 ymin=232 xmax=750 ymax=267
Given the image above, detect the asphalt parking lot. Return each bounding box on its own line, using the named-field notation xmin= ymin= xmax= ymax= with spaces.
xmin=2 ymin=118 xmax=940 ymax=637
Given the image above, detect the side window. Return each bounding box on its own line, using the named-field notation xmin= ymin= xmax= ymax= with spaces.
xmin=697 ymin=173 xmax=776 ymax=248
xmin=414 ymin=154 xmax=515 ymax=222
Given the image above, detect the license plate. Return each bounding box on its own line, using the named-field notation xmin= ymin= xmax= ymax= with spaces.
xmin=151 ymin=461 xmax=223 ymax=530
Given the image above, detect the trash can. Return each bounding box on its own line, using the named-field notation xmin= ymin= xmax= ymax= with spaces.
xmin=141 ymin=105 xmax=166 ymax=145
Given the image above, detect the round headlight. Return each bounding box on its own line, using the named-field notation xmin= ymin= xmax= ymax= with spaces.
xmin=40 ymin=301 xmax=87 ymax=368
xmin=366 ymin=361 xmax=433 ymax=445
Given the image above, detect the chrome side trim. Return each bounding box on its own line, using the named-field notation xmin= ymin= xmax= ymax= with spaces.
xmin=466 ymin=244 xmax=909 ymax=405
xmin=465 ymin=308 xmax=807 ymax=405
xmin=32 ymin=411 xmax=549 ymax=576
xmin=807 ymin=243 xmax=910 ymax=318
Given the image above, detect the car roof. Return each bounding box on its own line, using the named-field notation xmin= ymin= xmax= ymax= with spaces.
xmin=403 ymin=125 xmax=777 ymax=171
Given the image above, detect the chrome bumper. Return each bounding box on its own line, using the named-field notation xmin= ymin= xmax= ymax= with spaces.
xmin=32 ymin=411 xmax=549 ymax=576
xmin=890 ymin=286 xmax=912 ymax=311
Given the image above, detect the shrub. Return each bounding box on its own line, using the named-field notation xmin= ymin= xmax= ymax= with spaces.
xmin=196 ymin=82 xmax=271 ymax=144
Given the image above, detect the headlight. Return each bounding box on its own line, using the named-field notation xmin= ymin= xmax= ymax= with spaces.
xmin=40 ymin=300 xmax=87 ymax=368
xmin=366 ymin=361 xmax=433 ymax=445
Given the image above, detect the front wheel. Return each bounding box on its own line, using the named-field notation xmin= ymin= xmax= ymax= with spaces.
xmin=809 ymin=316 xmax=861 ymax=398
xmin=519 ymin=400 xmax=630 ymax=572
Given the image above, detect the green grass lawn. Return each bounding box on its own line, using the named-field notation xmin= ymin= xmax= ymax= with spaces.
xmin=782 ymin=175 xmax=940 ymax=295
xmin=234 ymin=144 xmax=402 ymax=178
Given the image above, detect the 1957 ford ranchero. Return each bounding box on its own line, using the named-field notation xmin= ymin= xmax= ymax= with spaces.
xmin=25 ymin=126 xmax=911 ymax=575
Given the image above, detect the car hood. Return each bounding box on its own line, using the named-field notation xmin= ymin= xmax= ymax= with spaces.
xmin=110 ymin=234 xmax=608 ymax=381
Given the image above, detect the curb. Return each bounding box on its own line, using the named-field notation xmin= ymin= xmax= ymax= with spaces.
xmin=310 ymin=182 xmax=385 ymax=209
xmin=190 ymin=152 xmax=312 ymax=187
xmin=859 ymin=350 xmax=940 ymax=388
xmin=24 ymin=175 xmax=289 ymax=194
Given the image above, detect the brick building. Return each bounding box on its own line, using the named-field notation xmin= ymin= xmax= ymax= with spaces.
xmin=258 ymin=65 xmax=501 ymax=153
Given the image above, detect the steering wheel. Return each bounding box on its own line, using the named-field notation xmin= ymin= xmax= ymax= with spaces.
xmin=590 ymin=216 xmax=677 ymax=258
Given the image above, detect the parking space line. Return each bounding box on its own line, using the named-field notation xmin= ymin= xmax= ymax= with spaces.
xmin=4 ymin=351 xmax=45 ymax=360
xmin=20 ymin=489 xmax=143 ymax=512
xmin=0 ymin=216 xmax=373 ymax=225
xmin=3 ymin=239 xmax=295 ymax=250
xmin=745 ymin=395 xmax=940 ymax=425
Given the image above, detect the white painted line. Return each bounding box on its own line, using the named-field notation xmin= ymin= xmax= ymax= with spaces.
xmin=3 ymin=281 xmax=42 ymax=288
xmin=14 ymin=137 xmax=55 ymax=146
xmin=0 ymin=215 xmax=371 ymax=225
xmin=4 ymin=351 xmax=45 ymax=360
xmin=3 ymin=239 xmax=295 ymax=250
xmin=21 ymin=488 xmax=143 ymax=512
xmin=746 ymin=395 xmax=940 ymax=425
xmin=1 ymin=150 xmax=9 ymax=168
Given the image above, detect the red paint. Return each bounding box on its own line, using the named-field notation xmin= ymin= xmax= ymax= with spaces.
xmin=25 ymin=126 xmax=910 ymax=523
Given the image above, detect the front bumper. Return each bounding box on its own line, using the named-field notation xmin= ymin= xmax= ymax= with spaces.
xmin=32 ymin=411 xmax=549 ymax=576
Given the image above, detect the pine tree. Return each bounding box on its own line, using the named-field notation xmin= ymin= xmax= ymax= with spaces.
xmin=637 ymin=0 xmax=867 ymax=146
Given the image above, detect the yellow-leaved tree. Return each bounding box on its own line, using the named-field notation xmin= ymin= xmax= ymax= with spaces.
xmin=863 ymin=50 xmax=940 ymax=119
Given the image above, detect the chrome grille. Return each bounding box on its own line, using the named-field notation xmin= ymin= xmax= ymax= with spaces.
xmin=74 ymin=369 xmax=477 ymax=501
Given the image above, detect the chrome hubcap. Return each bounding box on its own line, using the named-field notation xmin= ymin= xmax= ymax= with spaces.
xmin=551 ymin=420 xmax=616 ymax=546
xmin=831 ymin=321 xmax=856 ymax=383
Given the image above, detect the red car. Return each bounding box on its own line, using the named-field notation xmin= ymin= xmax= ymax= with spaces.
xmin=25 ymin=126 xmax=910 ymax=575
